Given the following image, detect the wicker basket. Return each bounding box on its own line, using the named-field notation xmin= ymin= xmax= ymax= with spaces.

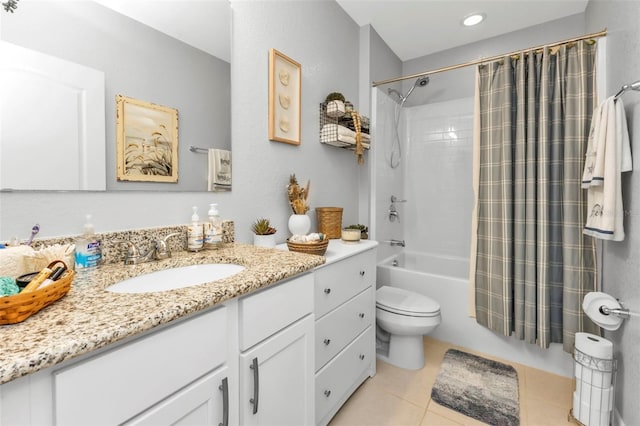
xmin=0 ymin=260 xmax=74 ymax=325
xmin=287 ymin=239 xmax=329 ymax=256
xmin=316 ymin=207 xmax=343 ymax=239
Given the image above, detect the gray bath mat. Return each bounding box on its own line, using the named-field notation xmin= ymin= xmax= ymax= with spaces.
xmin=431 ymin=349 xmax=519 ymax=426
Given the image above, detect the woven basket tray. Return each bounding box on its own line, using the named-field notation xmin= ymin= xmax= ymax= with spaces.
xmin=0 ymin=260 xmax=74 ymax=325
xmin=287 ymin=239 xmax=329 ymax=256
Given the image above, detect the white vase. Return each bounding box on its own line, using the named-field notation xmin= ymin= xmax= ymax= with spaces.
xmin=253 ymin=234 xmax=276 ymax=248
xmin=288 ymin=214 xmax=311 ymax=236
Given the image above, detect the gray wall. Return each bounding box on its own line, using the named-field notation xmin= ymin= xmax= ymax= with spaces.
xmin=230 ymin=0 xmax=362 ymax=243
xmin=586 ymin=2 xmax=640 ymax=424
xmin=0 ymin=1 xmax=362 ymax=242
xmin=0 ymin=1 xmax=230 ymax=192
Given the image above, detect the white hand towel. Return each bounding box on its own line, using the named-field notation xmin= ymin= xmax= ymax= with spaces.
xmin=208 ymin=149 xmax=231 ymax=192
xmin=583 ymin=97 xmax=633 ymax=241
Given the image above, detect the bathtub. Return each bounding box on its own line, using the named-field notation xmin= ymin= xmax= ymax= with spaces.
xmin=375 ymin=250 xmax=574 ymax=377
xmin=376 ymin=251 xmax=469 ymax=292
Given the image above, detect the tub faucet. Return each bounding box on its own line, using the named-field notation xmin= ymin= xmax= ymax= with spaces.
xmin=385 ymin=239 xmax=405 ymax=247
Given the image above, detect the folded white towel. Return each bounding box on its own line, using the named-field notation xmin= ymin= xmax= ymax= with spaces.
xmin=208 ymin=149 xmax=232 ymax=192
xmin=320 ymin=124 xmax=370 ymax=146
xmin=583 ymin=97 xmax=633 ymax=241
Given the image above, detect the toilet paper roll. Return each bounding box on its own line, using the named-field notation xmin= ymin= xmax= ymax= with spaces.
xmin=0 ymin=245 xmax=35 ymax=278
xmin=575 ymin=332 xmax=613 ymax=360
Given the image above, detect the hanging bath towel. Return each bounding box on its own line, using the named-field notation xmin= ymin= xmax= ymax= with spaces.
xmin=208 ymin=149 xmax=232 ymax=192
xmin=583 ymin=96 xmax=632 ymax=241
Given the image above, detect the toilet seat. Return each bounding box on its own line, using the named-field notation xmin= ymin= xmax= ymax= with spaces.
xmin=376 ymin=286 xmax=440 ymax=317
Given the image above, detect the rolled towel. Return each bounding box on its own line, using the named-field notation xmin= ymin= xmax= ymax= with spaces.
xmin=0 ymin=245 xmax=35 ymax=278
xmin=0 ymin=276 xmax=19 ymax=297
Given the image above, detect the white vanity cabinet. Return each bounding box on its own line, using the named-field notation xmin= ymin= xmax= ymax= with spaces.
xmin=0 ymin=272 xmax=317 ymax=426
xmin=314 ymin=246 xmax=376 ymax=426
xmin=238 ymin=273 xmax=315 ymax=426
xmin=54 ymin=305 xmax=235 ymax=426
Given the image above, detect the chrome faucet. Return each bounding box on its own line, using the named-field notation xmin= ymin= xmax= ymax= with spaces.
xmin=389 ymin=204 xmax=400 ymax=222
xmin=389 ymin=195 xmax=407 ymax=222
xmin=384 ymin=239 xmax=405 ymax=247
xmin=117 ymin=233 xmax=182 ymax=265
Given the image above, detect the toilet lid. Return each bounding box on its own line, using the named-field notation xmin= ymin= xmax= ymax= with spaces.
xmin=376 ymin=286 xmax=440 ymax=316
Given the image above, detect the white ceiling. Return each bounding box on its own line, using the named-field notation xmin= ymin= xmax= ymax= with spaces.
xmin=337 ymin=0 xmax=589 ymax=61
xmin=93 ymin=0 xmax=589 ymax=63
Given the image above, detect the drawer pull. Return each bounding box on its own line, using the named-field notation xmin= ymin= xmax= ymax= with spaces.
xmin=323 ymin=338 xmax=331 ymax=346
xmin=359 ymin=270 xmax=365 ymax=277
xmin=359 ymin=354 xmax=365 ymax=360
xmin=324 ymin=288 xmax=331 ymax=294
xmin=219 ymin=377 xmax=229 ymax=426
xmin=249 ymin=357 xmax=259 ymax=415
xmin=324 ymin=389 xmax=331 ymax=398
xmin=358 ymin=312 xmax=365 ymax=318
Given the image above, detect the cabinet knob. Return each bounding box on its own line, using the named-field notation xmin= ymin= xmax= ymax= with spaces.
xmin=359 ymin=354 xmax=365 ymax=360
xmin=324 ymin=389 xmax=331 ymax=397
xmin=324 ymin=288 xmax=331 ymax=294
xmin=324 ymin=338 xmax=331 ymax=346
xmin=358 ymin=312 xmax=365 ymax=319
xmin=359 ymin=270 xmax=365 ymax=277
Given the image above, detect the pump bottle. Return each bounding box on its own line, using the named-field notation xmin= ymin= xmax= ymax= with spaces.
xmin=204 ymin=203 xmax=223 ymax=249
xmin=74 ymin=214 xmax=102 ymax=270
xmin=187 ymin=206 xmax=204 ymax=251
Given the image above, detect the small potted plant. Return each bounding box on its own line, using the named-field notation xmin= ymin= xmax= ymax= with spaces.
xmin=251 ymin=218 xmax=277 ymax=247
xmin=325 ymin=92 xmax=346 ymax=118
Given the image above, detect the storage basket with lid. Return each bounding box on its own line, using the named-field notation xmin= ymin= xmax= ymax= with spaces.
xmin=315 ymin=207 xmax=343 ymax=239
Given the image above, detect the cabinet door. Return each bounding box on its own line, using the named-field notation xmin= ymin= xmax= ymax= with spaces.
xmin=240 ymin=315 xmax=314 ymax=426
xmin=126 ymin=366 xmax=231 ymax=426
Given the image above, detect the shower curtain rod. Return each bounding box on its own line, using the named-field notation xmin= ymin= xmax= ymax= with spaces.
xmin=372 ymin=28 xmax=607 ymax=87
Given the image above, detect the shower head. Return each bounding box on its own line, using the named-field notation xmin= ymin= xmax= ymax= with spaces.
xmin=387 ymin=76 xmax=430 ymax=104
xmin=402 ymin=76 xmax=429 ymax=103
xmin=415 ymin=76 xmax=429 ymax=87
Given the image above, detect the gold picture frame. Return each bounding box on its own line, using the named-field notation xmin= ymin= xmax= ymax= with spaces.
xmin=268 ymin=48 xmax=301 ymax=145
xmin=116 ymin=94 xmax=179 ymax=183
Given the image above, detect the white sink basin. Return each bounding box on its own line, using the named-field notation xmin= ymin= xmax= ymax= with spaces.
xmin=105 ymin=263 xmax=245 ymax=294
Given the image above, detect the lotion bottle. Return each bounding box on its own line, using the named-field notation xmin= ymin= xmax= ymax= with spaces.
xmin=204 ymin=203 xmax=223 ymax=249
xmin=187 ymin=206 xmax=203 ymax=251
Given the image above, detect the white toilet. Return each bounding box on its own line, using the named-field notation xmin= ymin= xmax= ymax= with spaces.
xmin=375 ymin=286 xmax=441 ymax=370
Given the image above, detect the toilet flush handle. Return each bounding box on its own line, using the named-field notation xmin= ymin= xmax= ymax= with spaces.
xmin=359 ymin=270 xmax=365 ymax=277
xmin=324 ymin=288 xmax=331 ymax=294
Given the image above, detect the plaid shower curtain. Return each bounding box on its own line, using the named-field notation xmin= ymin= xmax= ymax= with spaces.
xmin=472 ymin=42 xmax=600 ymax=352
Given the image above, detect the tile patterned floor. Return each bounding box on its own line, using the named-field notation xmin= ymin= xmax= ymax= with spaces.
xmin=329 ymin=337 xmax=574 ymax=426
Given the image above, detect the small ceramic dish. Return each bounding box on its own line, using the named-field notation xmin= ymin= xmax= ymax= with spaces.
xmin=341 ymin=228 xmax=361 ymax=243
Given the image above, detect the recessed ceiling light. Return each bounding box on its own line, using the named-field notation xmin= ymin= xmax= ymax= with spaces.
xmin=462 ymin=13 xmax=485 ymax=27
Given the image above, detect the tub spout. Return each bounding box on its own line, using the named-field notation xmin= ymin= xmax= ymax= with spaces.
xmin=385 ymin=239 xmax=405 ymax=247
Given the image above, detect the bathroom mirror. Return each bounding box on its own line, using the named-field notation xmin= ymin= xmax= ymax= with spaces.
xmin=0 ymin=0 xmax=231 ymax=192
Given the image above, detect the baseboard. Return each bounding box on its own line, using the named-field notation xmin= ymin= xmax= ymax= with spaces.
xmin=614 ymin=407 xmax=626 ymax=426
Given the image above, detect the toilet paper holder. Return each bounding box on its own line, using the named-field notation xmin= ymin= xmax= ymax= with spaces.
xmin=583 ymin=292 xmax=638 ymax=331
xmin=598 ymin=303 xmax=631 ymax=320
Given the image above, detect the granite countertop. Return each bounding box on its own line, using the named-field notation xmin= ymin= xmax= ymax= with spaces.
xmin=0 ymin=243 xmax=325 ymax=385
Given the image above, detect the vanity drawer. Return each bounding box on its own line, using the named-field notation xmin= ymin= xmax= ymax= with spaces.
xmin=54 ymin=306 xmax=228 ymax=425
xmin=315 ymin=287 xmax=372 ymax=371
xmin=239 ymin=272 xmax=313 ymax=351
xmin=315 ymin=327 xmax=373 ymax=424
xmin=315 ymin=249 xmax=375 ymax=318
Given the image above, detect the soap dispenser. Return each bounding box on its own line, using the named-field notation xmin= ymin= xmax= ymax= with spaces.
xmin=204 ymin=203 xmax=223 ymax=249
xmin=74 ymin=214 xmax=102 ymax=270
xmin=187 ymin=206 xmax=203 ymax=252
